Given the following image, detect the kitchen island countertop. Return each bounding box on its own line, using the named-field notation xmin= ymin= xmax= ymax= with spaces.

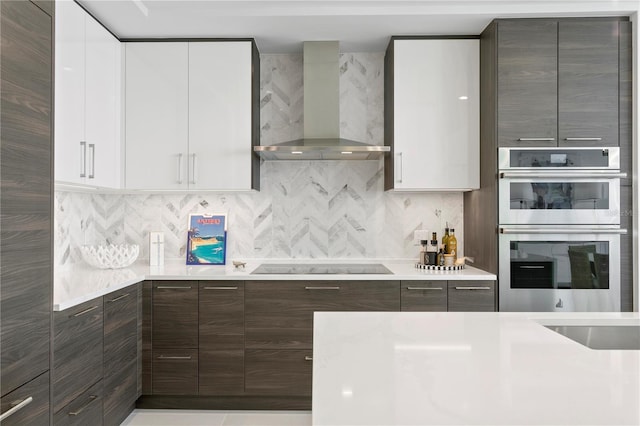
xmin=54 ymin=259 xmax=496 ymax=311
xmin=312 ymin=311 xmax=640 ymax=425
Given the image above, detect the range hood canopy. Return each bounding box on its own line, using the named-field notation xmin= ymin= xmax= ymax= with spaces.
xmin=254 ymin=41 xmax=389 ymax=161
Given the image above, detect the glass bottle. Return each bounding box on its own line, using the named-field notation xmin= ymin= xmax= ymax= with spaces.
xmin=442 ymin=227 xmax=450 ymax=254
xmin=447 ymin=228 xmax=458 ymax=260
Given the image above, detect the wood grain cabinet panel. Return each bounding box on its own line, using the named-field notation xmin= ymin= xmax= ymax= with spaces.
xmin=53 ymin=380 xmax=103 ymax=426
xmin=103 ymin=360 xmax=136 ymax=426
xmin=199 ymin=281 xmax=245 ymax=395
xmin=53 ymin=298 xmax=104 ymax=414
xmin=141 ymin=281 xmax=152 ymax=395
xmin=152 ymin=281 xmax=198 ymax=348
xmin=447 ymin=281 xmax=496 ymax=312
xmin=0 ymin=372 xmax=49 ymax=426
xmin=245 ymin=349 xmax=313 ymax=396
xmin=401 ymin=281 xmax=447 ymax=311
xmin=152 ymin=349 xmax=198 ymax=395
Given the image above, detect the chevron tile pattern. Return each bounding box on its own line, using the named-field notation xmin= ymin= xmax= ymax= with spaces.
xmin=55 ymin=53 xmax=464 ymax=267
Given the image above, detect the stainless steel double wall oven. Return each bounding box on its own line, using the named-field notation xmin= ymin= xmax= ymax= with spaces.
xmin=498 ymin=147 xmax=626 ymax=311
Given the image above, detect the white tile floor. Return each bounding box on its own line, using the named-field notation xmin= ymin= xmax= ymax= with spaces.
xmin=121 ymin=409 xmax=312 ymax=426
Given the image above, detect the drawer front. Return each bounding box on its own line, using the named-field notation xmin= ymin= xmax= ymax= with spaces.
xmin=245 ymin=281 xmax=399 ymax=349
xmin=245 ymin=349 xmax=312 ymax=396
xmin=152 ymin=349 xmax=198 ymax=395
xmin=447 ymin=281 xmax=496 ymax=312
xmin=199 ymin=349 xmax=244 ymax=396
xmin=199 ymin=281 xmax=244 ymax=349
xmin=401 ymin=281 xmax=447 ymax=311
xmin=152 ymin=282 xmax=198 ymax=348
xmin=0 ymin=372 xmax=49 ymax=426
xmin=103 ymin=360 xmax=137 ymax=426
xmin=53 ymin=298 xmax=104 ymax=413
xmin=104 ymin=285 xmax=138 ymax=375
xmin=141 ymin=281 xmax=152 ymax=395
xmin=53 ymin=380 xmax=103 ymax=426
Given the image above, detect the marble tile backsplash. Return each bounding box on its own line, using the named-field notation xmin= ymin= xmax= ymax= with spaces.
xmin=54 ymin=52 xmax=464 ymax=267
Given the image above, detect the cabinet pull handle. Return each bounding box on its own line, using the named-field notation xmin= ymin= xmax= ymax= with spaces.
xmin=203 ymin=286 xmax=238 ymax=290
xmin=517 ymin=138 xmax=555 ymax=141
xmin=190 ymin=153 xmax=197 ymax=185
xmin=68 ymin=395 xmax=98 ymax=416
xmin=395 ymin=152 xmax=403 ymax=183
xmin=454 ymin=286 xmax=491 ymax=291
xmin=155 ymin=286 xmax=192 ymax=289
xmin=304 ymin=356 xmax=313 ymax=361
xmin=565 ymin=137 xmax=603 ymax=141
xmin=176 ymin=153 xmax=184 ymax=184
xmin=79 ymin=141 xmax=87 ymax=178
xmin=70 ymin=305 xmax=99 ymax=318
xmin=304 ymin=286 xmax=340 ymax=290
xmin=107 ymin=293 xmax=130 ymax=303
xmin=157 ymin=355 xmax=192 ymax=360
xmin=88 ymin=143 xmax=95 ymax=179
xmin=406 ymin=287 xmax=443 ymax=291
xmin=0 ymin=396 xmax=33 ymax=421
xmin=519 ymin=265 xmax=545 ymax=269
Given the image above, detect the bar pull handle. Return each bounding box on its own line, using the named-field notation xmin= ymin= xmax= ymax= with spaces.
xmin=79 ymin=141 xmax=87 ymax=178
xmin=88 ymin=143 xmax=95 ymax=179
xmin=454 ymin=286 xmax=491 ymax=291
xmin=304 ymin=286 xmax=340 ymax=290
xmin=565 ymin=137 xmax=603 ymax=141
xmin=157 ymin=355 xmax=192 ymax=360
xmin=155 ymin=286 xmax=192 ymax=289
xmin=304 ymin=356 xmax=313 ymax=361
xmin=68 ymin=395 xmax=98 ymax=416
xmin=519 ymin=265 xmax=545 ymax=269
xmin=395 ymin=152 xmax=403 ymax=183
xmin=176 ymin=153 xmax=183 ymax=184
xmin=107 ymin=293 xmax=130 ymax=303
xmin=0 ymin=396 xmax=33 ymax=422
xmin=500 ymin=171 xmax=626 ymax=179
xmin=517 ymin=138 xmax=555 ymax=141
xmin=500 ymin=227 xmax=627 ymax=235
xmin=203 ymin=286 xmax=238 ymax=290
xmin=190 ymin=153 xmax=197 ymax=185
xmin=406 ymin=287 xmax=443 ymax=291
xmin=70 ymin=305 xmax=99 ymax=318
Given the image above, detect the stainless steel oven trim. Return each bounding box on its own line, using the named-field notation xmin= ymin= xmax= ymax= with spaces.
xmin=498 ymin=231 xmax=621 ymax=312
xmin=499 ymin=176 xmax=621 ymax=225
xmin=498 ymin=147 xmax=620 ymax=170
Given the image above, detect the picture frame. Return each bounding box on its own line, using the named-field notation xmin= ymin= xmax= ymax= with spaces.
xmin=186 ymin=213 xmax=227 ymax=265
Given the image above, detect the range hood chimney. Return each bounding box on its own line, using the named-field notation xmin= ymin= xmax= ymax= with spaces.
xmin=254 ymin=41 xmax=389 ymax=160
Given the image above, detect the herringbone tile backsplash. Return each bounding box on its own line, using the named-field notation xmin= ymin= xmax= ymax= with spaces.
xmin=55 ymin=53 xmax=463 ymax=267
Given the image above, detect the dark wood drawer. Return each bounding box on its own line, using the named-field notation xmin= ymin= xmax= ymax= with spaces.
xmin=152 ymin=349 xmax=198 ymax=395
xmin=245 ymin=280 xmax=399 ymax=349
xmin=447 ymin=281 xmax=496 ymax=312
xmin=245 ymin=349 xmax=312 ymax=396
xmin=401 ymin=281 xmax=447 ymax=311
xmin=0 ymin=372 xmax=49 ymax=426
xmin=152 ymin=282 xmax=198 ymax=348
xmin=199 ymin=349 xmax=244 ymax=395
xmin=104 ymin=284 xmax=138 ymax=376
xmin=103 ymin=360 xmax=137 ymax=426
xmin=141 ymin=281 xmax=152 ymax=395
xmin=53 ymin=298 xmax=104 ymax=413
xmin=53 ymin=380 xmax=103 ymax=426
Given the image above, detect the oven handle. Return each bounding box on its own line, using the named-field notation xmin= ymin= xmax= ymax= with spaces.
xmin=500 ymin=227 xmax=627 ymax=235
xmin=499 ymin=171 xmax=626 ymax=179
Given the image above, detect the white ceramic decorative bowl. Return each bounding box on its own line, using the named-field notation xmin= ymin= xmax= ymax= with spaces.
xmin=81 ymin=244 xmax=140 ymax=269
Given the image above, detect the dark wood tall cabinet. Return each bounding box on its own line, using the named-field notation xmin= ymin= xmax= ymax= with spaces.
xmin=0 ymin=0 xmax=53 ymax=424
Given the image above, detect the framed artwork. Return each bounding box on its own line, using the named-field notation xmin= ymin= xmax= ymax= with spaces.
xmin=186 ymin=213 xmax=227 ymax=265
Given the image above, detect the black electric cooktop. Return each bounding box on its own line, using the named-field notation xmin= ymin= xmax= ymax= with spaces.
xmin=250 ymin=263 xmax=393 ymax=275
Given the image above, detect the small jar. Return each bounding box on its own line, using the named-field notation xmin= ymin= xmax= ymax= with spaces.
xmin=443 ymin=254 xmax=455 ymax=267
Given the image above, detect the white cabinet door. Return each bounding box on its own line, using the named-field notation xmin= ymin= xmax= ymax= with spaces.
xmin=392 ymin=39 xmax=479 ymax=190
xmin=125 ymin=43 xmax=189 ymax=190
xmin=54 ymin=0 xmax=85 ymax=184
xmin=188 ymin=42 xmax=252 ymax=190
xmin=85 ymin=15 xmax=121 ymax=188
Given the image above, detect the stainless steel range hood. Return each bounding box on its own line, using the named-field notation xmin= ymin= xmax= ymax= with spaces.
xmin=254 ymin=41 xmax=390 ymax=160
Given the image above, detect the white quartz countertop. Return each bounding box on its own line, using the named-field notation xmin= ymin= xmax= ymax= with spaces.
xmin=312 ymin=311 xmax=640 ymax=426
xmin=53 ymin=259 xmax=496 ymax=311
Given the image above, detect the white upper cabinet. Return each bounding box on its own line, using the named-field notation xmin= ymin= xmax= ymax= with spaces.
xmin=125 ymin=41 xmax=257 ymax=191
xmin=55 ymin=1 xmax=121 ymax=188
xmin=385 ymin=38 xmax=479 ymax=191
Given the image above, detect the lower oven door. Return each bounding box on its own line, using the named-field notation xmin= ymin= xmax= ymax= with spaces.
xmin=499 ymin=226 xmax=624 ymax=312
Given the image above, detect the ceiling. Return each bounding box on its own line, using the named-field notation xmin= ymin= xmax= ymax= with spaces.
xmin=76 ymin=0 xmax=639 ymax=53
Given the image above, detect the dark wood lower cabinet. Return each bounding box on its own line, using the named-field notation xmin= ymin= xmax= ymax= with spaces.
xmin=199 ymin=349 xmax=244 ymax=396
xmin=152 ymin=349 xmax=198 ymax=395
xmin=245 ymin=350 xmax=313 ymax=396
xmin=103 ymin=360 xmax=137 ymax=426
xmin=0 ymin=372 xmax=49 ymax=426
xmin=53 ymin=380 xmax=103 ymax=426
xmin=401 ymin=281 xmax=447 ymax=311
xmin=447 ymin=281 xmax=496 ymax=311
